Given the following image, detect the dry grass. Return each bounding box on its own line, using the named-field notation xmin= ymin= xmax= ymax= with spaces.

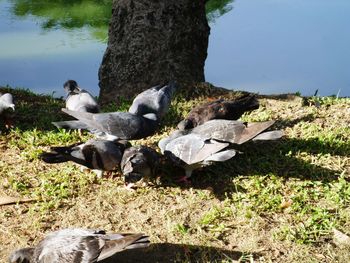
xmin=0 ymin=84 xmax=349 ymax=262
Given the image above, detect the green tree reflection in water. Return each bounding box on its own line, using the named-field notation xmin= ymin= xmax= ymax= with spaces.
xmin=206 ymin=0 xmax=234 ymax=22
xmin=10 ymin=0 xmax=112 ymax=41
xmin=9 ymin=0 xmax=234 ymax=42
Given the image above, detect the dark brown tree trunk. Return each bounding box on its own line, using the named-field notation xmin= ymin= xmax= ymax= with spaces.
xmin=98 ymin=0 xmax=210 ymax=105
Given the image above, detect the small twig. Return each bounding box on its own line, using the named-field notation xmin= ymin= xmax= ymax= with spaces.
xmin=0 ymin=196 xmax=37 ymax=206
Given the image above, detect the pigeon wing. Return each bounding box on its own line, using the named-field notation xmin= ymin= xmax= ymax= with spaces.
xmin=252 ymin=130 xmax=284 ymax=141
xmin=203 ymin=149 xmax=236 ymax=162
xmin=62 ymin=109 xmax=147 ymax=139
xmin=165 ymin=134 xmax=205 ymax=165
xmin=237 ymin=120 xmax=275 ymax=144
xmin=191 ymin=119 xmax=246 ymax=143
xmin=97 ymin=233 xmax=149 ymax=262
xmin=190 ymin=140 xmax=230 ymax=164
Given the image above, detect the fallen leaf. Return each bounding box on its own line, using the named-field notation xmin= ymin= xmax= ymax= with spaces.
xmin=280 ymin=199 xmax=293 ymax=209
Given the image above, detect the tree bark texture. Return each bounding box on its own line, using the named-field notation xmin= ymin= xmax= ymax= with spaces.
xmin=98 ymin=0 xmax=210 ymax=104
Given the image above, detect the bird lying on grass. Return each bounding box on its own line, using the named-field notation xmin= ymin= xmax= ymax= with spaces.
xmin=159 ymin=119 xmax=283 ymax=182
xmin=64 ymin=80 xmax=99 ymax=113
xmin=177 ymin=93 xmax=259 ymax=130
xmin=9 ymin=228 xmax=150 ymax=263
xmin=159 ymin=133 xmax=236 ymax=182
xmin=39 ymin=139 xmax=130 ymax=178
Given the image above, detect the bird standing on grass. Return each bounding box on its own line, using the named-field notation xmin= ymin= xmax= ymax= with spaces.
xmin=9 ymin=228 xmax=150 ymax=263
xmin=59 ymin=109 xmax=159 ymax=140
xmin=159 ymin=119 xmax=283 ymax=182
xmin=53 ymin=81 xmax=178 ymax=138
xmin=159 ymin=133 xmax=236 ymax=182
xmin=64 ymin=80 xmax=99 ymax=113
xmin=39 ymin=139 xmax=130 ymax=178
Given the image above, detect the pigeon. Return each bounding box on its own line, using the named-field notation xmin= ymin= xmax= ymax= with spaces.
xmin=9 ymin=228 xmax=150 ymax=263
xmin=0 ymin=93 xmax=15 ymax=113
xmin=0 ymin=93 xmax=15 ymax=128
xmin=159 ymin=133 xmax=236 ymax=181
xmin=64 ymin=80 xmax=99 ymax=113
xmin=177 ymin=93 xmax=259 ymax=130
xmin=121 ymin=145 xmax=160 ymax=185
xmin=128 ymin=81 xmax=178 ymax=120
xmin=39 ymin=139 xmax=130 ymax=177
xmin=159 ymin=119 xmax=283 ymax=181
xmin=60 ymin=109 xmax=159 ymax=140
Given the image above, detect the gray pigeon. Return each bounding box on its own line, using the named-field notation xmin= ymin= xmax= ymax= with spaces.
xmin=121 ymin=145 xmax=160 ymax=185
xmin=64 ymin=80 xmax=99 ymax=113
xmin=0 ymin=93 xmax=15 ymax=113
xmin=159 ymin=133 xmax=236 ymax=182
xmin=39 ymin=139 xmax=130 ymax=177
xmin=177 ymin=93 xmax=259 ymax=130
xmin=128 ymin=81 xmax=178 ymax=119
xmin=159 ymin=119 xmax=283 ymax=181
xmin=0 ymin=93 xmax=15 ymax=128
xmin=60 ymin=109 xmax=159 ymax=140
xmin=9 ymin=228 xmax=150 ymax=263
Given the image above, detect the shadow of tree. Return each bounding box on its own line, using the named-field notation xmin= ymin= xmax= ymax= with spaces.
xmin=101 ymin=243 xmax=258 ymax=263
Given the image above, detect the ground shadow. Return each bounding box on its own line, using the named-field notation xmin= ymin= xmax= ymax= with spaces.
xmin=101 ymin=243 xmax=258 ymax=263
xmin=158 ymin=135 xmax=347 ymax=199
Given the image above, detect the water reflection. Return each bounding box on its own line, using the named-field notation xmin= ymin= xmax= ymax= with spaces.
xmin=9 ymin=0 xmax=234 ymax=42
xmin=206 ymin=0 xmax=234 ymax=22
xmin=9 ymin=0 xmax=112 ymax=42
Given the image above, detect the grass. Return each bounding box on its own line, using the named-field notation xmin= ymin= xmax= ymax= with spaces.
xmin=0 ymin=83 xmax=349 ymax=262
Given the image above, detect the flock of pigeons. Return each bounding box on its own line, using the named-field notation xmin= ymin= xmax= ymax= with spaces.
xmin=2 ymin=80 xmax=283 ymax=262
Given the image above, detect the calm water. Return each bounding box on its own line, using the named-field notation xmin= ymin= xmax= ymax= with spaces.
xmin=1 ymin=0 xmax=349 ymax=97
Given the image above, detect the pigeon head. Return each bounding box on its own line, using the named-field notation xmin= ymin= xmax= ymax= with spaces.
xmin=0 ymin=93 xmax=15 ymax=112
xmin=8 ymin=247 xmax=34 ymax=263
xmin=177 ymin=119 xmax=194 ymax=130
xmin=64 ymin=80 xmax=79 ymax=93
